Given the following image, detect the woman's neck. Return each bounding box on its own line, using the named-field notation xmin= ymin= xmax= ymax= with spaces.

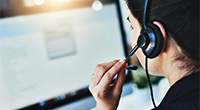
xmin=164 ymin=62 xmax=191 ymax=87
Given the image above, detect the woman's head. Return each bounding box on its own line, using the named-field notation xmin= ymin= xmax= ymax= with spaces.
xmin=126 ymin=0 xmax=199 ymax=74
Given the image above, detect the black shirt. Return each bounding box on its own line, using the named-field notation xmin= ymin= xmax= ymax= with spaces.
xmin=153 ymin=72 xmax=200 ymax=110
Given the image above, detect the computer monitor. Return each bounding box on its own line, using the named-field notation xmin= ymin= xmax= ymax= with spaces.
xmin=0 ymin=0 xmax=131 ymax=109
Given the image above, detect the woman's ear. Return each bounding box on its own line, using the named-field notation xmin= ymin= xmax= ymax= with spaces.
xmin=153 ymin=21 xmax=167 ymax=52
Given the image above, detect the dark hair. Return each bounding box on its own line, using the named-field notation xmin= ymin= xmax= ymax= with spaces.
xmin=125 ymin=0 xmax=199 ymax=73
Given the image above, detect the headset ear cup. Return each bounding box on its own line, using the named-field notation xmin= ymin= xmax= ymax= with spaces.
xmin=147 ymin=22 xmax=164 ymax=58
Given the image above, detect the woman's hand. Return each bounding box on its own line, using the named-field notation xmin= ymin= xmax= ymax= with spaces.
xmin=89 ymin=58 xmax=127 ymax=110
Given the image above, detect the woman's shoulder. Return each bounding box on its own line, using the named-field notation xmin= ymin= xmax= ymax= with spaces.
xmin=154 ymin=72 xmax=200 ymax=110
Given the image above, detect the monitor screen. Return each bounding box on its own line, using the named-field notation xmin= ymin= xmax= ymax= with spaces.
xmin=0 ymin=0 xmax=129 ymax=109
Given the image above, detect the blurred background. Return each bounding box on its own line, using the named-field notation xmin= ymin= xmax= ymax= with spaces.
xmin=0 ymin=0 xmax=169 ymax=110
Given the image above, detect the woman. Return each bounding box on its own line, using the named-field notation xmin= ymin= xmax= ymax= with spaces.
xmin=89 ymin=0 xmax=199 ymax=109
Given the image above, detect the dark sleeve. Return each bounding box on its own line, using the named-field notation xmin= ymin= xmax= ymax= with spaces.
xmin=152 ymin=101 xmax=199 ymax=110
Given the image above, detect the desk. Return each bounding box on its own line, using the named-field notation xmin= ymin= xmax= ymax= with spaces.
xmin=117 ymin=78 xmax=169 ymax=110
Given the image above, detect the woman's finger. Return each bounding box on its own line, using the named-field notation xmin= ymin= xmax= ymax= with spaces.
xmin=113 ymin=64 xmax=127 ymax=95
xmin=90 ymin=60 xmax=119 ymax=87
xmin=98 ymin=57 xmax=126 ymax=91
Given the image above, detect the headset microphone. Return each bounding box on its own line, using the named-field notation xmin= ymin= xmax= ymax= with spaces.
xmin=125 ymin=42 xmax=139 ymax=70
xmin=126 ymin=33 xmax=151 ymax=70
xmin=126 ymin=45 xmax=139 ymax=71
xmin=126 ymin=65 xmax=138 ymax=70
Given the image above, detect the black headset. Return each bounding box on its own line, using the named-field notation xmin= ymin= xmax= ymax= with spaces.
xmin=126 ymin=0 xmax=164 ymax=108
xmin=126 ymin=0 xmax=164 ymax=61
